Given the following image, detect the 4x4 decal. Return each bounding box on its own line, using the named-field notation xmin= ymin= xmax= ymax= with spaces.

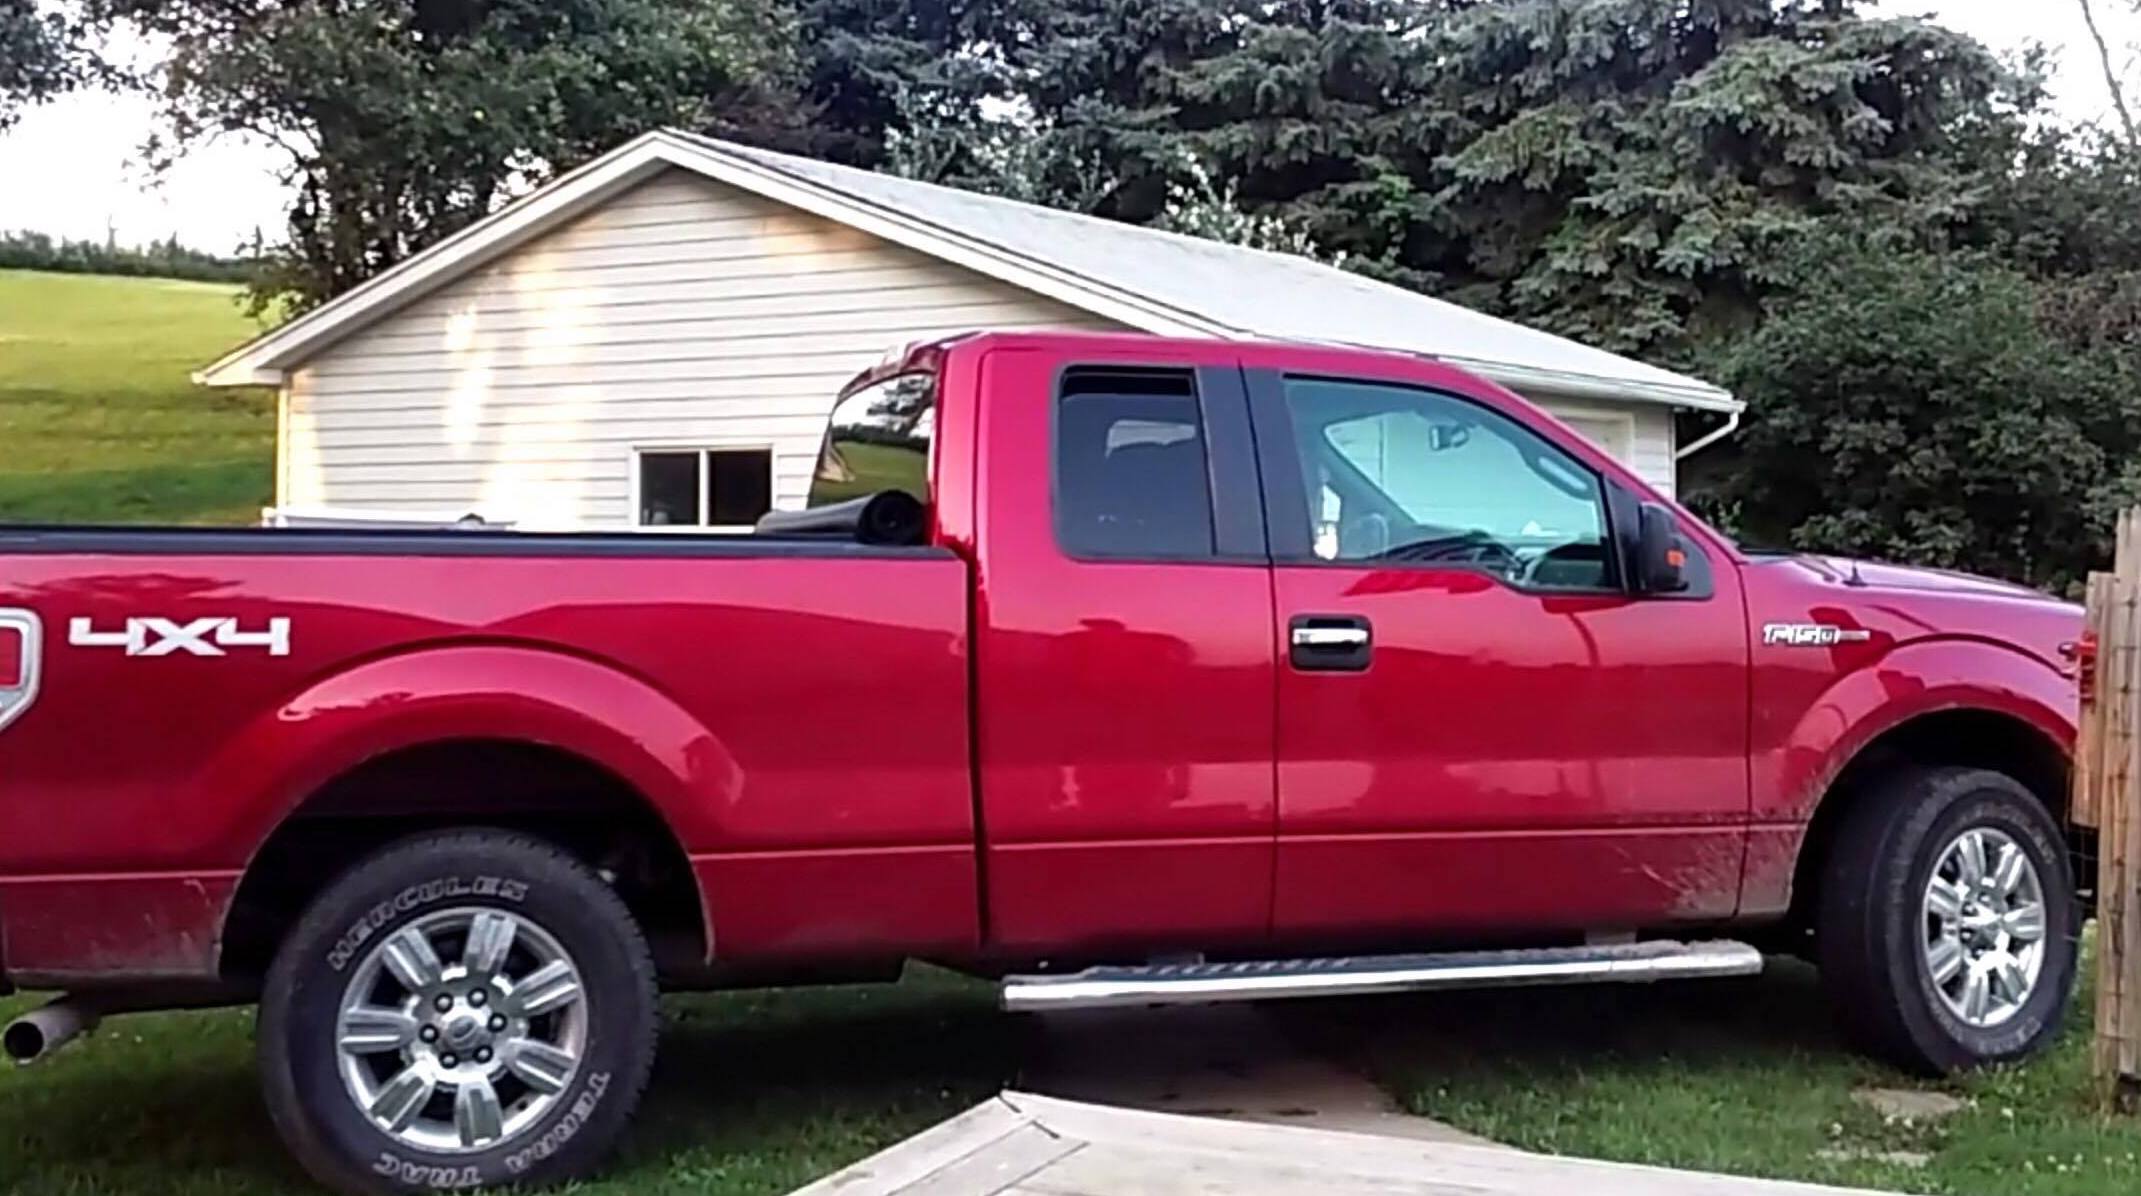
xmin=68 ymin=616 xmax=292 ymax=658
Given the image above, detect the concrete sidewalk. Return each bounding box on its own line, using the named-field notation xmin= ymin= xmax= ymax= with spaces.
xmin=789 ymin=1090 xmax=1915 ymax=1196
xmin=1022 ymin=1004 xmax=1494 ymax=1146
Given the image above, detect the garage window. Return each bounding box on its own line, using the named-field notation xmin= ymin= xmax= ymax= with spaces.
xmin=635 ymin=448 xmax=774 ymax=530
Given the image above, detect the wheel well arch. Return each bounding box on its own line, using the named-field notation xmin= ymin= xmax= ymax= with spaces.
xmin=220 ymin=738 xmax=708 ymax=982
xmin=1788 ymin=707 xmax=2076 ymax=925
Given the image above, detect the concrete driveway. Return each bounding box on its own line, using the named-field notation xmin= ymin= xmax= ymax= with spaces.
xmin=791 ymin=1002 xmax=1920 ymax=1196
xmin=789 ymin=1089 xmax=1911 ymax=1196
xmin=1019 ymin=1003 xmax=1492 ymax=1145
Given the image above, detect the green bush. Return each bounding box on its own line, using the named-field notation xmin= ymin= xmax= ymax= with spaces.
xmin=1700 ymin=235 xmax=2141 ymax=595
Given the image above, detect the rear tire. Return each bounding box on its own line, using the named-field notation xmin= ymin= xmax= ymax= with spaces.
xmin=1817 ymin=766 xmax=2078 ymax=1075
xmin=258 ymin=830 xmax=658 ymax=1194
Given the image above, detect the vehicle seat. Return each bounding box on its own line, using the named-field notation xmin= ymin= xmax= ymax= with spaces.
xmin=1087 ymin=441 xmax=1213 ymax=557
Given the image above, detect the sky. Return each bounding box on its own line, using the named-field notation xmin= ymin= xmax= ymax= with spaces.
xmin=0 ymin=2 xmax=2136 ymax=253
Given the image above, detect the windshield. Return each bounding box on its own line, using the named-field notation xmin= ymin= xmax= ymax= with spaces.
xmin=808 ymin=373 xmax=936 ymax=509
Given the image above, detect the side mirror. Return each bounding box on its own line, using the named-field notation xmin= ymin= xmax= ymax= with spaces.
xmin=1635 ymin=502 xmax=1688 ymax=594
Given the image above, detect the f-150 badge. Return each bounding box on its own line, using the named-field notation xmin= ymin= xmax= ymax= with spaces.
xmin=69 ymin=616 xmax=292 ymax=657
xmin=1762 ymin=623 xmax=1872 ymax=647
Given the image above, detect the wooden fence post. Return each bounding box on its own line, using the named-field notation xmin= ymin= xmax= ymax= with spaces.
xmin=2075 ymin=572 xmax=2113 ymax=833
xmin=2087 ymin=509 xmax=2141 ymax=1106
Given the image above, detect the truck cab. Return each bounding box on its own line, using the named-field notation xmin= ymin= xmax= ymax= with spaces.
xmin=859 ymin=332 xmax=2075 ymax=964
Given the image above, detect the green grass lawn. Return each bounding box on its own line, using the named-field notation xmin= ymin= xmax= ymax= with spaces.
xmin=1304 ymin=956 xmax=2141 ymax=1196
xmin=13 ymin=962 xmax=2140 ymax=1195
xmin=0 ymin=269 xmax=275 ymax=525
xmin=0 ymin=971 xmax=1016 ymax=1195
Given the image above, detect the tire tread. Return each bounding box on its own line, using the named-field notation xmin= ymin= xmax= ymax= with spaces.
xmin=1817 ymin=765 xmax=2077 ymax=1075
xmin=258 ymin=827 xmax=657 ymax=1195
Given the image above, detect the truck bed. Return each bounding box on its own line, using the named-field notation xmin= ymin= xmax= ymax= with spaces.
xmin=0 ymin=525 xmax=979 ymax=986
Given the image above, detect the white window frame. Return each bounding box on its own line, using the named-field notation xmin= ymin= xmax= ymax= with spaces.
xmin=629 ymin=443 xmax=778 ymax=534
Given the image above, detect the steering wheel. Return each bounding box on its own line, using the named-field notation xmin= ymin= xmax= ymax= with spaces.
xmin=1347 ymin=512 xmax=1392 ymax=558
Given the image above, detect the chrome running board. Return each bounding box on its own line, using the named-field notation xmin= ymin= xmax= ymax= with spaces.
xmin=1001 ymin=939 xmax=1763 ymax=1012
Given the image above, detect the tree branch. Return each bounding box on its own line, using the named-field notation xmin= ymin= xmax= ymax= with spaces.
xmin=2079 ymin=0 xmax=2140 ymax=147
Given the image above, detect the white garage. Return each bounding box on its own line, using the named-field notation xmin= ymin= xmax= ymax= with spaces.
xmin=195 ymin=129 xmax=1740 ymax=531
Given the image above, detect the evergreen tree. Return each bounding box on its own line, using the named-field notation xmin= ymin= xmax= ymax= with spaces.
xmin=849 ymin=1 xmax=2020 ymax=356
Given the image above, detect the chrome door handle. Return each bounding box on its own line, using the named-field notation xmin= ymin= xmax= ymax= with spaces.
xmin=1288 ymin=615 xmax=1373 ymax=672
xmin=1291 ymin=626 xmax=1369 ymax=649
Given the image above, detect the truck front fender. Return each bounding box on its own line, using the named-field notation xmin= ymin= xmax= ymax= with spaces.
xmin=1741 ymin=637 xmax=2076 ymax=917
xmin=1760 ymin=636 xmax=2075 ymax=826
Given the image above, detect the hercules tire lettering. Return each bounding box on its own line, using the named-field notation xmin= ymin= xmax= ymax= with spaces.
xmin=259 ymin=830 xmax=659 ymax=1194
xmin=328 ymin=876 xmax=529 ymax=972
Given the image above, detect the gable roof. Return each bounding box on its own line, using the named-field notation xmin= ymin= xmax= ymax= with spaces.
xmin=196 ymin=129 xmax=1739 ymax=413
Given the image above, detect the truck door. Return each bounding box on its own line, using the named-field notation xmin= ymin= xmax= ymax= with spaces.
xmin=1246 ymin=366 xmax=1750 ymax=938
xmin=973 ymin=346 xmax=1276 ymax=953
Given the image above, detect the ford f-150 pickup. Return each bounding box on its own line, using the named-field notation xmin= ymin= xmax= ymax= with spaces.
xmin=0 ymin=331 xmax=2087 ymax=1193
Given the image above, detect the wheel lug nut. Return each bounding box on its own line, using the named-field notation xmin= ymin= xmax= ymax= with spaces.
xmin=434 ymin=994 xmax=454 ymax=1013
xmin=469 ymin=990 xmax=487 ymax=1007
xmin=420 ymin=1026 xmax=440 ymax=1043
xmin=475 ymin=1047 xmax=493 ymax=1064
xmin=489 ymin=1015 xmax=508 ymax=1033
xmin=440 ymin=1053 xmax=458 ymax=1068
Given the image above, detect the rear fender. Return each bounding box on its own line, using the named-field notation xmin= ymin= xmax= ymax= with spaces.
xmin=201 ymin=643 xmax=732 ymax=923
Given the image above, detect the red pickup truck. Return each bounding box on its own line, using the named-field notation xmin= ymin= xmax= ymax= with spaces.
xmin=0 ymin=331 xmax=2085 ymax=1193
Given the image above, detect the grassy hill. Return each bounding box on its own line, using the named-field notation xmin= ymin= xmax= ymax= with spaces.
xmin=0 ymin=269 xmax=275 ymax=525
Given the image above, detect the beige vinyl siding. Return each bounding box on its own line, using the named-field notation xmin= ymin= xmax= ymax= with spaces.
xmin=1634 ymin=406 xmax=1677 ymax=496
xmin=285 ymin=168 xmax=1120 ymax=528
xmin=1536 ymin=399 xmax=1677 ymax=498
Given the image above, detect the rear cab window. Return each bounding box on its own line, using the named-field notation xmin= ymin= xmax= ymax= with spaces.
xmin=1053 ymin=369 xmax=1216 ymax=560
xmin=808 ymin=372 xmax=937 ymax=509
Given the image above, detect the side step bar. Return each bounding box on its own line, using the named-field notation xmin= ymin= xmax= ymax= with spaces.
xmin=1001 ymin=939 xmax=1763 ymax=1012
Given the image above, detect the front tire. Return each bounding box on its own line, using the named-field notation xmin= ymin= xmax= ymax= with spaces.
xmin=1818 ymin=766 xmax=2079 ymax=1075
xmin=259 ymin=830 xmax=658 ymax=1194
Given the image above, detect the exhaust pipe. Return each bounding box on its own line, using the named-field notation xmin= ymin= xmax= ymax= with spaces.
xmin=3 ymin=983 xmax=252 ymax=1065
xmin=4 ymin=998 xmax=101 ymax=1064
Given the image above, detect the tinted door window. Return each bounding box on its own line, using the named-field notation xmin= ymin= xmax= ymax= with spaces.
xmin=1282 ymin=377 xmax=1611 ymax=590
xmin=1056 ymin=370 xmax=1215 ymax=559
